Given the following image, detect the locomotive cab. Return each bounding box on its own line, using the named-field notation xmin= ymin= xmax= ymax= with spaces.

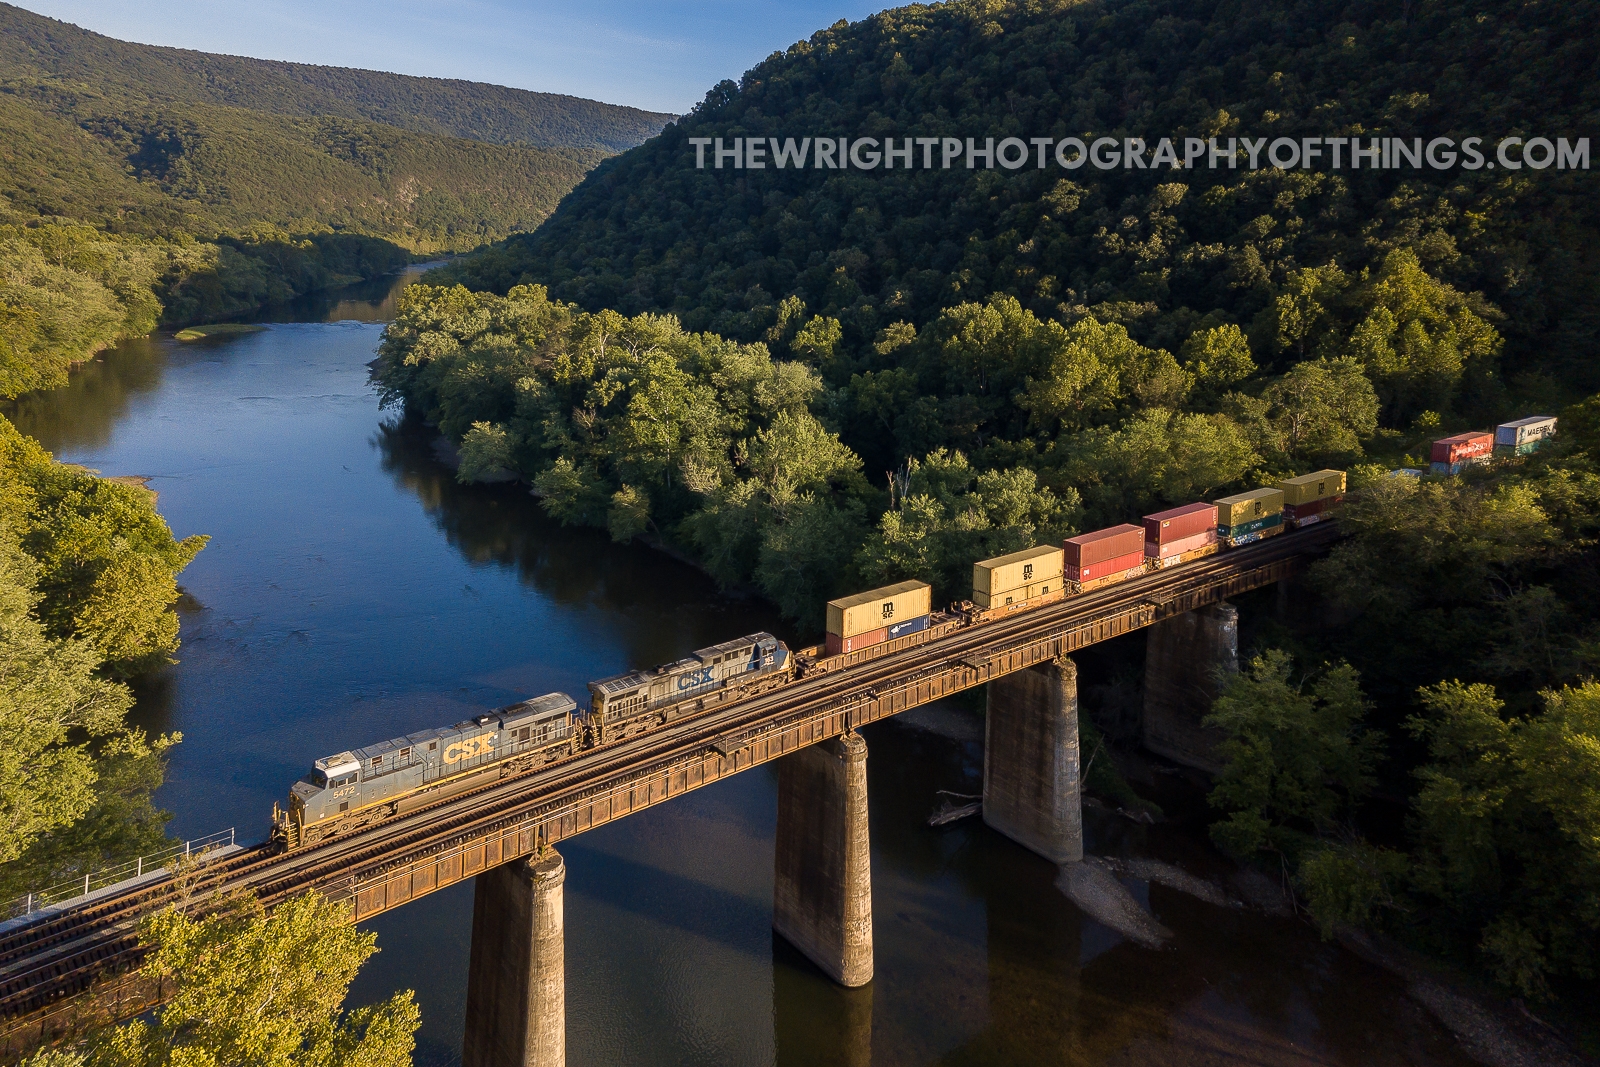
xmin=290 ymin=752 xmax=361 ymax=826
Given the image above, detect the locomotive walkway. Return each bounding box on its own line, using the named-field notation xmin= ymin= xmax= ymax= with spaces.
xmin=0 ymin=522 xmax=1338 ymax=1059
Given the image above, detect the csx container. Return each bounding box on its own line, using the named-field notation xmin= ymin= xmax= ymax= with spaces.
xmin=1065 ymin=525 xmax=1145 ymax=587
xmin=1278 ymin=470 xmax=1346 ymax=527
xmin=1430 ymin=431 xmax=1493 ymax=474
xmin=1215 ymin=488 xmax=1285 ymax=546
xmin=972 ymin=544 xmax=1064 ymax=608
xmin=827 ymin=579 xmax=931 ymax=639
xmin=1494 ymin=416 xmax=1556 ymax=456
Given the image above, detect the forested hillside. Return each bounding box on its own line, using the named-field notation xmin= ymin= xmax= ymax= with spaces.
xmin=0 ymin=2 xmax=670 ymax=397
xmin=387 ymin=0 xmax=1600 ymax=1003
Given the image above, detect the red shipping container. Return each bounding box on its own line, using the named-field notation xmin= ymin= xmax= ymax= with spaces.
xmin=825 ymin=627 xmax=886 ymax=656
xmin=1142 ymin=502 xmax=1218 ymax=546
xmin=1065 ymin=524 xmax=1144 ymax=568
xmin=1285 ymin=496 xmax=1342 ymax=519
xmin=1147 ymin=529 xmax=1216 ymax=559
xmin=1430 ymin=432 xmax=1493 ymax=465
xmin=1067 ymin=549 xmax=1145 ymax=582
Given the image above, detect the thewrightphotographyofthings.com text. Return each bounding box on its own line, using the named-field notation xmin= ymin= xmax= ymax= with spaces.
xmin=687 ymin=134 xmax=1589 ymax=171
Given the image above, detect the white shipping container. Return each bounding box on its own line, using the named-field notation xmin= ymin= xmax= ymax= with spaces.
xmin=1494 ymin=415 xmax=1556 ymax=447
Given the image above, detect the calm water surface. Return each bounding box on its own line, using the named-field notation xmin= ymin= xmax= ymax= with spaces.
xmin=5 ymin=271 xmax=1474 ymax=1067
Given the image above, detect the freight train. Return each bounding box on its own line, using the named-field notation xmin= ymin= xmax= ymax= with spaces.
xmin=273 ymin=469 xmax=1347 ymax=851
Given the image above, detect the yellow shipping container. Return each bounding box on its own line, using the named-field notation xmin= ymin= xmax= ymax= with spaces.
xmin=1215 ymin=487 xmax=1284 ymax=528
xmin=827 ymin=579 xmax=932 ymax=638
xmin=972 ymin=544 xmax=1065 ymax=598
xmin=972 ymin=576 xmax=1062 ymax=609
xmin=1277 ymin=470 xmax=1346 ymax=507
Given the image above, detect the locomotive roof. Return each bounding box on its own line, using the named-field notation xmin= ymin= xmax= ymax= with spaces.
xmin=319 ymin=691 xmax=576 ymax=767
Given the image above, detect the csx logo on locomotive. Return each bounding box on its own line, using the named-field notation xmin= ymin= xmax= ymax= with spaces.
xmin=443 ymin=733 xmax=495 ymax=763
xmin=676 ymin=667 xmax=716 ymax=690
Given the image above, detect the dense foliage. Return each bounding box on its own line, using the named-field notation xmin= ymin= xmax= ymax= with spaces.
xmin=0 ymin=416 xmax=202 ymax=900
xmin=25 ymin=890 xmax=419 ymax=1067
xmin=441 ymin=0 xmax=1598 ymax=404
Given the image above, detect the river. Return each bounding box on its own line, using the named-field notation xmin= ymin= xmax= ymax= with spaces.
xmin=3 ymin=269 xmax=1477 ymax=1067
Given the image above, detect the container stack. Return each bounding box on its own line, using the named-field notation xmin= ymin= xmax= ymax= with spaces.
xmin=1215 ymin=488 xmax=1285 ymax=546
xmin=1278 ymin=470 xmax=1346 ymax=528
xmin=1430 ymin=431 xmax=1493 ymax=475
xmin=972 ymin=544 xmax=1065 ymax=608
xmin=825 ymin=579 xmax=932 ymax=655
xmin=1494 ymin=416 xmax=1556 ymax=457
xmin=1142 ymin=502 xmax=1218 ymax=569
xmin=1064 ymin=524 xmax=1146 ymax=592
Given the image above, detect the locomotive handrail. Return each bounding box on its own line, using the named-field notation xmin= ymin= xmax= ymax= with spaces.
xmin=0 ymin=828 xmax=237 ymax=926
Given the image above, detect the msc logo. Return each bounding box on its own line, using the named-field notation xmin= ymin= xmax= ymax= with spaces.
xmin=443 ymin=733 xmax=495 ymax=764
xmin=676 ymin=667 xmax=716 ymax=690
xmin=881 ymin=601 xmax=896 ymax=619
xmin=1022 ymin=563 xmax=1034 ymax=580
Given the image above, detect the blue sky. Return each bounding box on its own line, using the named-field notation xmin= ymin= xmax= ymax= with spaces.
xmin=17 ymin=0 xmax=889 ymax=113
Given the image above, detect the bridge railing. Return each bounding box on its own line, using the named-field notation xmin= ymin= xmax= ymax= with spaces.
xmin=2 ymin=828 xmax=236 ymax=922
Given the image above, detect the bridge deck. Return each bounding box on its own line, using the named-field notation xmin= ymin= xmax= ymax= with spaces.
xmin=0 ymin=523 xmax=1336 ymax=1057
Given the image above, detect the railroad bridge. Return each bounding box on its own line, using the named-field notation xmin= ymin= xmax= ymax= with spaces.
xmin=0 ymin=524 xmax=1338 ymax=1065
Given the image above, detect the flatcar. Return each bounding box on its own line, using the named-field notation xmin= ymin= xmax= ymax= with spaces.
xmin=587 ymin=632 xmax=790 ymax=743
xmin=274 ymin=691 xmax=577 ymax=849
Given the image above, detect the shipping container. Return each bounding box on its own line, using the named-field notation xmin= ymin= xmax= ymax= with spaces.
xmin=1147 ymin=528 xmax=1216 ymax=560
xmin=1390 ymin=468 xmax=1424 ymax=478
xmin=1494 ymin=415 xmax=1557 ymax=450
xmin=1220 ymin=519 xmax=1286 ymax=547
xmin=1285 ymin=496 xmax=1342 ymax=527
xmin=1278 ymin=470 xmax=1346 ymax=507
xmin=1430 ymin=458 xmax=1491 ymax=476
xmin=885 ymin=614 xmax=931 ymax=641
xmin=1214 ymin=487 xmax=1284 ymax=528
xmin=827 ymin=580 xmax=932 ymax=638
xmin=1067 ymin=548 xmax=1146 ymax=583
xmin=1142 ymin=502 xmax=1218 ymax=546
xmin=1149 ymin=540 xmax=1221 ymax=569
xmin=1430 ymin=431 xmax=1493 ymax=465
xmin=825 ymin=627 xmax=886 ymax=656
xmin=1068 ymin=559 xmax=1147 ymax=593
xmin=972 ymin=544 xmax=1065 ymax=598
xmin=1220 ymin=511 xmax=1284 ymax=538
xmin=1065 ymin=524 xmax=1145 ymax=569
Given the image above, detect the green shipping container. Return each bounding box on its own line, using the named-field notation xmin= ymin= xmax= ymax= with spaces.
xmin=1219 ymin=512 xmax=1284 ymax=538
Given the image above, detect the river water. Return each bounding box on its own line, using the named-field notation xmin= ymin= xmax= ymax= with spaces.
xmin=4 ymin=270 xmax=1476 ymax=1067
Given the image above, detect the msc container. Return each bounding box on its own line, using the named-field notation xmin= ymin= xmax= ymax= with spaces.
xmin=1278 ymin=470 xmax=1346 ymax=507
xmin=1214 ymin=488 xmax=1284 ymax=529
xmin=827 ymin=580 xmax=932 ymax=638
xmin=973 ymin=544 xmax=1065 ymax=600
xmin=1065 ymin=525 xmax=1145 ymax=574
xmin=825 ymin=627 xmax=886 ymax=656
xmin=885 ymin=613 xmax=931 ymax=641
xmin=1143 ymin=502 xmax=1218 ymax=548
xmin=1494 ymin=415 xmax=1556 ymax=456
xmin=1431 ymin=432 xmax=1493 ymax=466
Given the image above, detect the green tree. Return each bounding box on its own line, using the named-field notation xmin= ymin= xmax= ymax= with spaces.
xmin=82 ymin=890 xmax=418 ymax=1067
xmin=1180 ymin=323 xmax=1257 ymax=402
xmin=1256 ymin=357 xmax=1379 ymax=461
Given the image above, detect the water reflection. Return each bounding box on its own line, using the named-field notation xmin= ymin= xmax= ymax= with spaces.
xmin=2 ymin=266 xmax=1486 ymax=1067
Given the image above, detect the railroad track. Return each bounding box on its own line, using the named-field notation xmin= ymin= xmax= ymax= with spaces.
xmin=0 ymin=522 xmax=1337 ymax=1036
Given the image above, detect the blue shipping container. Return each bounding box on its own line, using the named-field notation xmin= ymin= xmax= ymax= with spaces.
xmin=886 ymin=614 xmax=931 ymax=640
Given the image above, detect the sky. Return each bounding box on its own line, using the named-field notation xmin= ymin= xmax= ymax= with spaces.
xmin=14 ymin=0 xmax=889 ymax=113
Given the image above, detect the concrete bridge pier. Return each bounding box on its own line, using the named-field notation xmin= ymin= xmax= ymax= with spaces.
xmin=1141 ymin=601 xmax=1238 ymax=773
xmin=462 ymin=851 xmax=566 ymax=1067
xmin=983 ymin=656 xmax=1083 ymax=864
xmin=773 ymin=732 xmax=873 ymax=987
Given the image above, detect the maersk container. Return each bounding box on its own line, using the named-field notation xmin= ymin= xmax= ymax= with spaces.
xmin=827 ymin=580 xmax=932 ymax=639
xmin=1068 ymin=548 xmax=1146 ymax=583
xmin=1278 ymin=470 xmax=1346 ymax=507
xmin=1065 ymin=524 xmax=1145 ymax=570
xmin=1494 ymin=415 xmax=1556 ymax=456
xmin=1214 ymin=488 xmax=1284 ymax=528
xmin=1142 ymin=502 xmax=1218 ymax=547
xmin=885 ymin=614 xmax=931 ymax=641
xmin=973 ymin=544 xmax=1065 ymax=599
xmin=825 ymin=626 xmax=886 ymax=656
xmin=1430 ymin=431 xmax=1493 ymax=466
